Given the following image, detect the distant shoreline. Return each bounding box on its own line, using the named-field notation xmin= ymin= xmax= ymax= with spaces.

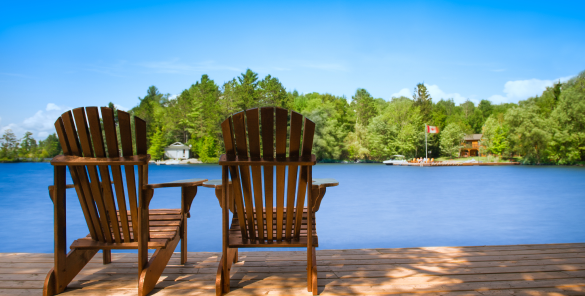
xmin=2 ymin=159 xmax=584 ymax=166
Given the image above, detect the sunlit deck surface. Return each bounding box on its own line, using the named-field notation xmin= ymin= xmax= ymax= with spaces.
xmin=2 ymin=243 xmax=585 ymax=295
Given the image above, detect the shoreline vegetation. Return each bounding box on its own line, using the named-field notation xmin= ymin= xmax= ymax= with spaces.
xmin=2 ymin=69 xmax=584 ymax=165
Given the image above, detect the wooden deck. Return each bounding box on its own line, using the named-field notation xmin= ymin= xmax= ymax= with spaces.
xmin=1 ymin=243 xmax=584 ymax=295
xmin=390 ymin=162 xmax=521 ymax=167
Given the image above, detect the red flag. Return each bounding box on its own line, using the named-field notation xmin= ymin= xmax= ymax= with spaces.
xmin=427 ymin=126 xmax=439 ymax=133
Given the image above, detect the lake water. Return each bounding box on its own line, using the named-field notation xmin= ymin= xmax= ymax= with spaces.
xmin=1 ymin=163 xmax=584 ymax=253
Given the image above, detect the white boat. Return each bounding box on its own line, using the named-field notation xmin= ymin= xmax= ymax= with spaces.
xmin=383 ymin=155 xmax=408 ymax=165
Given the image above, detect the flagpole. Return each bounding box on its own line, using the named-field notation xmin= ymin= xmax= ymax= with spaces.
xmin=425 ymin=124 xmax=428 ymax=159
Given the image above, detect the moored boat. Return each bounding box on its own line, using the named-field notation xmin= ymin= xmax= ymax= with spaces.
xmin=382 ymin=155 xmax=408 ymax=165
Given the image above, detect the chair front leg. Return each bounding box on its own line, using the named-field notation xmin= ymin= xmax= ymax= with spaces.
xmin=181 ymin=186 xmax=198 ymax=265
xmin=44 ymin=166 xmax=98 ymax=296
xmin=138 ymin=188 xmax=153 ymax=275
xmin=52 ymin=166 xmax=67 ymax=294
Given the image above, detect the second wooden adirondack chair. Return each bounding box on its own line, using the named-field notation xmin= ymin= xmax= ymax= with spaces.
xmin=215 ymin=107 xmax=339 ymax=295
xmin=43 ymin=107 xmax=207 ymax=296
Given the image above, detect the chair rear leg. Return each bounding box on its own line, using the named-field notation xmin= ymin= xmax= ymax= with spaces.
xmin=181 ymin=214 xmax=187 ymax=265
xmin=312 ymin=246 xmax=318 ymax=295
xmin=216 ymin=248 xmax=237 ymax=296
xmin=102 ymin=249 xmax=111 ymax=264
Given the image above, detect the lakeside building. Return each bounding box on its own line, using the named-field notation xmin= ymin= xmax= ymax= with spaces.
xmin=164 ymin=142 xmax=191 ymax=159
xmin=460 ymin=134 xmax=484 ymax=157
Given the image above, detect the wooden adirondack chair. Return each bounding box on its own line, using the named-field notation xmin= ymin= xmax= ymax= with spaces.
xmin=43 ymin=107 xmax=207 ymax=296
xmin=215 ymin=107 xmax=339 ymax=295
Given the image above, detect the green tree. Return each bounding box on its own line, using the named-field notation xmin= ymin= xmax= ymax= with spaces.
xmin=0 ymin=129 xmax=19 ymax=160
xmin=147 ymin=127 xmax=166 ymax=160
xmin=440 ymin=123 xmax=465 ymax=158
xmin=191 ymin=135 xmax=220 ymax=163
xmin=38 ymin=133 xmax=62 ymax=158
xmin=132 ymin=86 xmax=166 ymax=145
xmin=481 ymin=115 xmax=508 ymax=156
xmin=296 ymin=93 xmax=350 ymax=160
xmin=19 ymin=131 xmax=37 ymax=158
xmin=235 ymin=69 xmax=260 ymax=110
xmin=377 ymin=97 xmax=422 ymax=158
xmin=351 ymin=88 xmax=378 ymax=126
xmin=413 ymin=83 xmax=432 ymax=122
xmin=505 ymin=105 xmax=552 ymax=164
xmin=219 ymin=79 xmax=239 ymax=119
xmin=258 ymin=75 xmax=289 ymax=108
xmin=547 ymin=72 xmax=585 ymax=163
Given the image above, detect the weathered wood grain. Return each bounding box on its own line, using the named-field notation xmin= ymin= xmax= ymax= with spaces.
xmin=2 ymin=243 xmax=585 ymax=295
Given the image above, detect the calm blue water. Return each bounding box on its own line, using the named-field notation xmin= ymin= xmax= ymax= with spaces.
xmin=0 ymin=163 xmax=584 ymax=253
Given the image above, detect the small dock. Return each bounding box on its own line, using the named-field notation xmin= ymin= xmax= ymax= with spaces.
xmin=1 ymin=243 xmax=584 ymax=295
xmin=393 ymin=162 xmax=521 ymax=167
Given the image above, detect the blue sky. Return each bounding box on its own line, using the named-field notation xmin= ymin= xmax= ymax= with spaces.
xmin=1 ymin=0 xmax=584 ymax=139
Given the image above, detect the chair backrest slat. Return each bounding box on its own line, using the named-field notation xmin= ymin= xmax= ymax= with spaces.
xmin=54 ymin=107 xmax=148 ymax=244
xmin=61 ymin=111 xmax=105 ymax=241
xmin=86 ymin=107 xmax=122 ymax=243
xmin=274 ymin=108 xmax=288 ymax=240
xmin=117 ymin=111 xmax=139 ymax=242
xmin=260 ymin=107 xmax=274 ymax=240
xmin=72 ymin=108 xmax=114 ymax=243
xmin=135 ymin=117 xmax=147 ymax=155
xmin=54 ymin=117 xmax=98 ymax=240
xmin=284 ymin=111 xmax=303 ymax=239
xmin=232 ymin=112 xmax=256 ymax=240
xmin=294 ymin=118 xmax=316 ymax=237
xmin=221 ymin=108 xmax=315 ymax=242
xmin=101 ymin=107 xmax=132 ymax=242
xmin=245 ymin=109 xmax=265 ymax=240
xmin=221 ymin=117 xmax=248 ymax=240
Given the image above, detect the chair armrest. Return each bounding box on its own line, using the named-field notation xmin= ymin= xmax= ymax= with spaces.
xmin=143 ymin=178 xmax=207 ymax=218
xmin=48 ymin=184 xmax=75 ymax=191
xmin=51 ymin=154 xmax=150 ymax=166
xmin=202 ymin=179 xmax=224 ymax=189
xmin=311 ymin=178 xmax=339 ymax=212
xmin=143 ymin=178 xmax=207 ymax=189
xmin=47 ymin=184 xmax=75 ymax=202
xmin=202 ymin=179 xmax=235 ymax=212
xmin=311 ymin=178 xmax=339 ymax=189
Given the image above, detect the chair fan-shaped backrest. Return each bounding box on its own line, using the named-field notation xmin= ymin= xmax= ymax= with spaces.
xmin=220 ymin=107 xmax=316 ymax=242
xmin=54 ymin=107 xmax=147 ymax=244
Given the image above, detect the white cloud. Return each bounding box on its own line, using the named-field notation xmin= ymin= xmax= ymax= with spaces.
xmin=168 ymin=94 xmax=179 ymax=101
xmin=487 ymin=75 xmax=574 ymax=104
xmin=46 ymin=103 xmax=60 ymax=111
xmin=0 ymin=104 xmax=70 ymax=140
xmin=425 ymin=84 xmax=471 ymax=105
xmin=391 ymin=85 xmax=472 ymax=105
xmin=390 ymin=88 xmax=411 ymax=98
xmin=114 ymin=104 xmax=128 ymax=111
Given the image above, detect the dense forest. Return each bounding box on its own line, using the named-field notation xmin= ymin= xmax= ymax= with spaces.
xmin=2 ymin=69 xmax=584 ymax=164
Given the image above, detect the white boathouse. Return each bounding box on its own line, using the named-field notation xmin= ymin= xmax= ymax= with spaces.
xmin=164 ymin=142 xmax=191 ymax=159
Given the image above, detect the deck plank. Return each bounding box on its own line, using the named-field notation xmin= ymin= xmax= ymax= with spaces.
xmin=0 ymin=243 xmax=584 ymax=295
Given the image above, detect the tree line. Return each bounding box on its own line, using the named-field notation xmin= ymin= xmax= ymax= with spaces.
xmin=1 ymin=69 xmax=584 ymax=164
